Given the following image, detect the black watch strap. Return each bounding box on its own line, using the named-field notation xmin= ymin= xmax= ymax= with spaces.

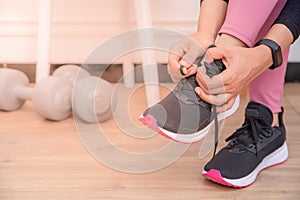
xmin=255 ymin=39 xmax=283 ymax=70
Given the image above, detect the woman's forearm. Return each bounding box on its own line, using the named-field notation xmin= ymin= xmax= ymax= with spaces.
xmin=196 ymin=0 xmax=228 ymax=48
xmin=253 ymin=23 xmax=293 ymax=73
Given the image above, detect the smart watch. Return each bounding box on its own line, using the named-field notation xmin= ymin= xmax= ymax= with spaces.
xmin=255 ymin=39 xmax=283 ymax=70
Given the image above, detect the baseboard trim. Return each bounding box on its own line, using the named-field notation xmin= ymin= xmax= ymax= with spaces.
xmin=286 ymin=63 xmax=300 ymax=82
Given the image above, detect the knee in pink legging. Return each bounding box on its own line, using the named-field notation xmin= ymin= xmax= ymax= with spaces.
xmin=219 ymin=0 xmax=289 ymax=113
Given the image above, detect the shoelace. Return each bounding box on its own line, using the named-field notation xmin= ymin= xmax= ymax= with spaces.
xmin=225 ymin=115 xmax=272 ymax=156
xmin=212 ymin=105 xmax=219 ymax=157
xmin=174 ymin=74 xmax=220 ymax=158
xmin=204 ymin=58 xmax=225 ymax=158
xmin=173 ymin=61 xmax=222 ymax=158
xmin=173 ymin=77 xmax=210 ymax=108
xmin=174 ymin=44 xmax=225 ymax=157
xmin=173 ymin=52 xmax=208 ymax=107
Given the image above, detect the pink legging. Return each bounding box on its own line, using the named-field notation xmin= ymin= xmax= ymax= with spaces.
xmin=219 ymin=0 xmax=288 ymax=113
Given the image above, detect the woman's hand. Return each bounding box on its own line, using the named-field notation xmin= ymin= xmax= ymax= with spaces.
xmin=167 ymin=32 xmax=212 ymax=82
xmin=195 ymin=45 xmax=272 ymax=112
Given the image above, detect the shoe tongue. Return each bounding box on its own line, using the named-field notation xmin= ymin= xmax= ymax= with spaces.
xmin=245 ymin=102 xmax=273 ymax=126
xmin=237 ymin=130 xmax=253 ymax=146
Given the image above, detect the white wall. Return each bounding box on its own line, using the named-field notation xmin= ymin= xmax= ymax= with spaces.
xmin=0 ymin=0 xmax=200 ymax=64
xmin=0 ymin=0 xmax=298 ymax=65
xmin=0 ymin=0 xmax=38 ymax=63
xmin=289 ymin=39 xmax=300 ymax=62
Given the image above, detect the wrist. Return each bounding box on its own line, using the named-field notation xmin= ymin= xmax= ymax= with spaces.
xmin=252 ymin=45 xmax=273 ymax=71
xmin=254 ymin=39 xmax=283 ymax=70
xmin=194 ymin=31 xmax=215 ymax=49
xmin=216 ymin=33 xmax=247 ymax=47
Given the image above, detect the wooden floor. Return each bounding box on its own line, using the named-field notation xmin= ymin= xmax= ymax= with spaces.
xmin=0 ymin=83 xmax=299 ymax=200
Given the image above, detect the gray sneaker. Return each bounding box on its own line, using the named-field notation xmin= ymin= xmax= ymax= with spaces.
xmin=139 ymin=58 xmax=239 ymax=143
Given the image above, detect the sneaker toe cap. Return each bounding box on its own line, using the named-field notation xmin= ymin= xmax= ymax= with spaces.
xmin=204 ymin=149 xmax=258 ymax=179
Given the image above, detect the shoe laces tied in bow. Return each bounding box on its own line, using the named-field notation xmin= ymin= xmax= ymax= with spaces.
xmin=225 ymin=109 xmax=273 ymax=156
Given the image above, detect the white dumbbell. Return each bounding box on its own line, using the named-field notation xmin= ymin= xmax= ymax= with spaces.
xmin=52 ymin=64 xmax=90 ymax=84
xmin=54 ymin=64 xmax=117 ymax=123
xmin=73 ymin=76 xmax=117 ymax=123
xmin=0 ymin=65 xmax=117 ymax=123
xmin=0 ymin=68 xmax=72 ymax=121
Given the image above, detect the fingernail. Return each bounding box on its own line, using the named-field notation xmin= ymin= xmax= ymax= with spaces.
xmin=195 ymin=87 xmax=201 ymax=95
xmin=189 ymin=69 xmax=196 ymax=75
xmin=179 ymin=59 xmax=190 ymax=67
xmin=183 ymin=67 xmax=188 ymax=74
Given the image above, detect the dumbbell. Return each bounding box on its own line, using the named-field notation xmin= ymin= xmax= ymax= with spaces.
xmin=0 ymin=68 xmax=73 ymax=121
xmin=0 ymin=65 xmax=117 ymax=123
xmin=73 ymin=75 xmax=117 ymax=123
xmin=54 ymin=64 xmax=117 ymax=123
xmin=52 ymin=64 xmax=90 ymax=84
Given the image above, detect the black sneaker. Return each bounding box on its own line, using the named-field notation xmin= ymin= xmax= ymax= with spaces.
xmin=202 ymin=102 xmax=288 ymax=188
xmin=139 ymin=57 xmax=240 ymax=143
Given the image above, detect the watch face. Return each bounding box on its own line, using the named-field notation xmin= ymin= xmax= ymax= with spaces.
xmin=255 ymin=39 xmax=283 ymax=69
xmin=275 ymin=46 xmax=283 ymax=67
